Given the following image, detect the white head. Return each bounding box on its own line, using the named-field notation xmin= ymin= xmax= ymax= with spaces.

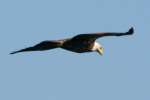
xmin=92 ymin=42 xmax=104 ymax=56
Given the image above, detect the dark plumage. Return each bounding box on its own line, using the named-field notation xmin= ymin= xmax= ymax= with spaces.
xmin=10 ymin=27 xmax=134 ymax=55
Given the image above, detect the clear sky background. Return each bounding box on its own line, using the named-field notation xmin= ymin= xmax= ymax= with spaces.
xmin=0 ymin=0 xmax=150 ymax=100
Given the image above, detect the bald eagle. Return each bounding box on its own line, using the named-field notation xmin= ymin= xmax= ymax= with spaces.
xmin=10 ymin=27 xmax=134 ymax=55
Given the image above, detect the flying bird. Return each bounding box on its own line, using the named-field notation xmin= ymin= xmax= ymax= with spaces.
xmin=10 ymin=27 xmax=134 ymax=55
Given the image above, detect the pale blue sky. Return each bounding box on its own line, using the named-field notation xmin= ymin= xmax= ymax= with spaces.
xmin=0 ymin=0 xmax=150 ymax=100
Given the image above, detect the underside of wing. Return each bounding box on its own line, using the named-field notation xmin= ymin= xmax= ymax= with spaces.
xmin=10 ymin=40 xmax=63 ymax=54
xmin=72 ymin=27 xmax=134 ymax=42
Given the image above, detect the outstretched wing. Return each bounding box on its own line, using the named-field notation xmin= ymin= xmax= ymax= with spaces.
xmin=71 ymin=27 xmax=134 ymax=42
xmin=10 ymin=40 xmax=63 ymax=54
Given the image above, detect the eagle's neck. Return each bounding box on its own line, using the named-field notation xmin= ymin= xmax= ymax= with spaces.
xmin=91 ymin=42 xmax=101 ymax=51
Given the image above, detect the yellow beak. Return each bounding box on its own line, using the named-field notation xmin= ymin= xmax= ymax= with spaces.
xmin=97 ymin=47 xmax=104 ymax=56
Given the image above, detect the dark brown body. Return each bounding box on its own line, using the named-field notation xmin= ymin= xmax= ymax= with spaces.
xmin=61 ymin=39 xmax=94 ymax=53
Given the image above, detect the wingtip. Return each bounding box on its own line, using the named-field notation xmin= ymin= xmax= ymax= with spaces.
xmin=127 ymin=27 xmax=134 ymax=35
xmin=10 ymin=51 xmax=18 ymax=55
xmin=10 ymin=52 xmax=15 ymax=55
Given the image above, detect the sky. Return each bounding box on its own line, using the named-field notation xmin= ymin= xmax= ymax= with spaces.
xmin=0 ymin=0 xmax=150 ymax=100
